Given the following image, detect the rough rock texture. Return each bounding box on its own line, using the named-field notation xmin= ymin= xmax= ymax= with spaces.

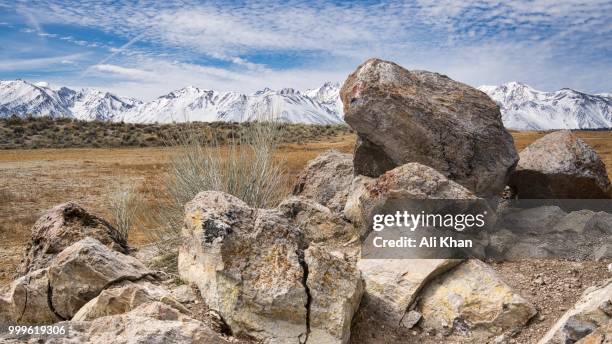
xmin=179 ymin=191 xmax=363 ymax=343
xmin=498 ymin=206 xmax=568 ymax=233
xmin=1 ymin=238 xmax=153 ymax=323
xmin=292 ymin=150 xmax=354 ymax=213
xmin=19 ymin=202 xmax=128 ymax=275
xmin=73 ymin=281 xmax=187 ymax=321
xmin=539 ymin=279 xmax=611 ymax=344
xmin=340 ymin=58 xmax=518 ymax=196
xmin=509 ymin=130 xmax=612 ymax=199
xmin=178 ymin=192 xmax=307 ymax=342
xmin=279 ymin=196 xmax=363 ymax=245
xmin=419 ymin=259 xmax=537 ymax=336
xmin=56 ymin=302 xmax=228 ymax=344
xmin=48 ymin=238 xmax=153 ymax=320
xmin=2 ymin=268 xmax=57 ymax=323
xmin=574 ymin=322 xmax=611 ymax=344
xmin=305 ymin=246 xmax=363 ymax=344
xmin=356 ymin=259 xmax=461 ymax=328
xmin=343 ymin=162 xmax=478 ymax=231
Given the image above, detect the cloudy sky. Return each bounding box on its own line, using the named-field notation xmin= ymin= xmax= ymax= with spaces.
xmin=0 ymin=0 xmax=610 ymax=100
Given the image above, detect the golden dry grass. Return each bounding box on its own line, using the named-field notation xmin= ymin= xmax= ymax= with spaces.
xmin=0 ymin=130 xmax=610 ymax=287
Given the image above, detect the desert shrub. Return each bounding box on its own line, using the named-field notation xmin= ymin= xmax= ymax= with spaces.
xmin=146 ymin=117 xmax=288 ymax=248
xmin=107 ymin=184 xmax=142 ymax=242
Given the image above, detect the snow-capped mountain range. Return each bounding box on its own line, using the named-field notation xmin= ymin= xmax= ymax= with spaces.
xmin=1 ymin=79 xmax=611 ymax=129
xmin=0 ymin=80 xmax=344 ymax=125
xmin=478 ymin=82 xmax=612 ymax=130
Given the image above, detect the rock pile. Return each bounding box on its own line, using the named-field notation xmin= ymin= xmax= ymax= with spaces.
xmin=3 ymin=58 xmax=610 ymax=344
xmin=0 ymin=204 xmax=230 ymax=343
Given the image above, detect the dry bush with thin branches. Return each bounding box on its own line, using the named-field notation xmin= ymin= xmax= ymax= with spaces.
xmin=144 ymin=113 xmax=289 ymax=248
xmin=107 ymin=184 xmax=141 ymax=242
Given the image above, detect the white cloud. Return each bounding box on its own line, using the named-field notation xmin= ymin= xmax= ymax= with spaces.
xmin=6 ymin=0 xmax=612 ymax=93
xmin=0 ymin=53 xmax=88 ymax=71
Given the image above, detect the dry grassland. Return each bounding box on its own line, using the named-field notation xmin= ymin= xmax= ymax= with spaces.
xmin=1 ymin=130 xmax=611 ymax=287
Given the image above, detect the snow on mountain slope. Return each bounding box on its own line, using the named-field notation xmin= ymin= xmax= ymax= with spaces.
xmin=3 ymin=79 xmax=610 ymax=129
xmin=71 ymin=89 xmax=141 ymax=121
xmin=304 ymin=82 xmax=343 ymax=115
xmin=0 ymin=80 xmax=71 ymax=118
xmin=117 ymin=86 xmax=344 ymax=124
xmin=478 ymin=82 xmax=612 ymax=130
xmin=0 ymin=80 xmax=140 ymax=121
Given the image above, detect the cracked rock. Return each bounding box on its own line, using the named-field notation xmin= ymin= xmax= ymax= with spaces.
xmin=304 ymin=246 xmax=363 ymax=344
xmin=179 ymin=191 xmax=363 ymax=343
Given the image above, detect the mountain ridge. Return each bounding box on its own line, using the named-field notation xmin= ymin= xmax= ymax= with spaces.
xmin=1 ymin=79 xmax=610 ymax=129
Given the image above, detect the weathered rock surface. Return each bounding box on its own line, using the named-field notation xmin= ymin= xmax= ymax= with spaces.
xmin=340 ymin=58 xmax=518 ymax=196
xmin=2 ymin=268 xmax=57 ymax=323
xmin=56 ymin=302 xmax=228 ymax=344
xmin=509 ymin=130 xmax=612 ymax=199
xmin=356 ymin=259 xmax=461 ymax=328
xmin=498 ymin=206 xmax=568 ymax=233
xmin=48 ymin=237 xmax=153 ymax=320
xmin=179 ymin=192 xmax=307 ymax=342
xmin=574 ymin=322 xmax=611 ymax=344
xmin=279 ymin=196 xmax=363 ymax=246
xmin=179 ymin=191 xmax=363 ymax=343
xmin=19 ymin=202 xmax=128 ymax=275
xmin=305 ymin=246 xmax=363 ymax=344
xmin=343 ymin=162 xmax=479 ymax=231
xmin=419 ymin=259 xmax=536 ymax=336
xmin=293 ymin=150 xmax=354 ymax=213
xmin=1 ymin=238 xmax=153 ymax=323
xmin=73 ymin=281 xmax=187 ymax=321
xmin=539 ymin=279 xmax=611 ymax=344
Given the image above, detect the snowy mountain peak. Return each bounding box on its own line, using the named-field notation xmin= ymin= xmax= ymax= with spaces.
xmin=478 ymin=82 xmax=612 ymax=130
xmin=0 ymin=80 xmax=140 ymax=121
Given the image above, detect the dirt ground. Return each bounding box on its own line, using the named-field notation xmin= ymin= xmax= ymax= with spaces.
xmin=1 ymin=130 xmax=611 ymax=343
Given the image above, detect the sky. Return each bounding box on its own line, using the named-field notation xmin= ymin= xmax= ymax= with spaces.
xmin=0 ymin=0 xmax=610 ymax=100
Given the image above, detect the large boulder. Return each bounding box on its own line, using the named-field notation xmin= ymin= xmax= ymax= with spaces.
xmin=1 ymin=238 xmax=153 ymax=323
xmin=355 ymin=259 xmax=461 ymax=328
xmin=179 ymin=191 xmax=363 ymax=343
xmin=539 ymin=279 xmax=611 ymax=344
xmin=509 ymin=130 xmax=612 ymax=199
xmin=19 ymin=202 xmax=128 ymax=275
xmin=419 ymin=259 xmax=536 ymax=337
xmin=293 ymin=150 xmax=354 ymax=213
xmin=340 ymin=58 xmax=518 ymax=197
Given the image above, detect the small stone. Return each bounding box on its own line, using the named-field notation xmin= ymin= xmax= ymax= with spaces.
xmin=401 ymin=310 xmax=422 ymax=329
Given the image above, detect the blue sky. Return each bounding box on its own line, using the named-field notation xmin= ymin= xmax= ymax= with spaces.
xmin=0 ymin=0 xmax=610 ymax=100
